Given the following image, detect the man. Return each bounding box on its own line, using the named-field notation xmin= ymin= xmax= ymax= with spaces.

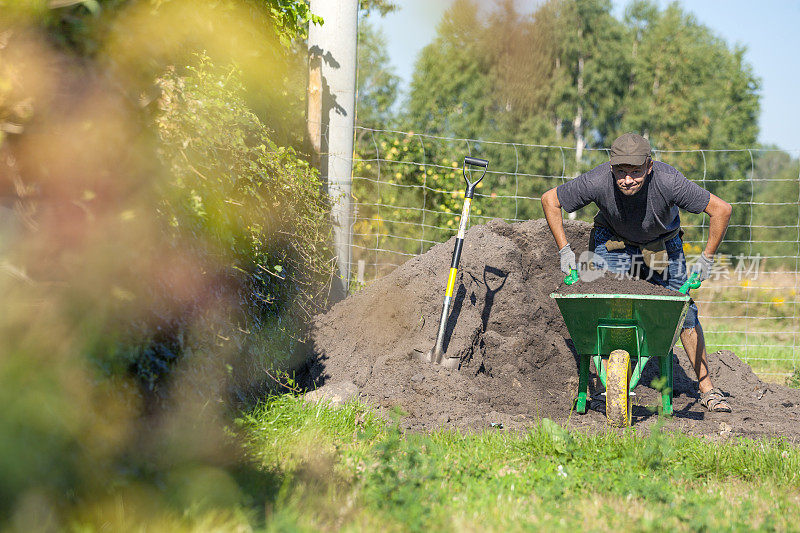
xmin=541 ymin=133 xmax=733 ymax=412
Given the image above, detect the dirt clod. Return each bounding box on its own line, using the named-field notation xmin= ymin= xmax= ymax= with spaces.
xmin=303 ymin=219 xmax=800 ymax=438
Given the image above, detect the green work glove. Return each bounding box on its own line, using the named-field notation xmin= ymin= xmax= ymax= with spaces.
xmin=559 ymin=244 xmax=577 ymax=275
xmin=691 ymin=253 xmax=714 ymax=282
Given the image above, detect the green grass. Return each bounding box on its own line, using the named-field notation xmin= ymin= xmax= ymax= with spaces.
xmin=703 ymin=324 xmax=798 ymax=381
xmin=234 ymin=395 xmax=800 ymax=532
xmin=788 ymin=370 xmax=800 ymax=389
xmin=694 ymin=273 xmax=799 ymax=382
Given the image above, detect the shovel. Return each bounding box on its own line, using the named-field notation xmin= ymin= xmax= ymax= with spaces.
xmin=414 ymin=156 xmax=489 ymax=368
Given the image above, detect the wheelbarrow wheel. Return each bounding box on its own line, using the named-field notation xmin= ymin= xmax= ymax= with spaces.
xmin=606 ymin=349 xmax=632 ymax=427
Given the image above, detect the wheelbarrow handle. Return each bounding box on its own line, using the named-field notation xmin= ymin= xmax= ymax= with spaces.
xmin=679 ymin=272 xmax=701 ymax=294
xmin=563 ymin=268 xmax=579 ymax=285
xmin=463 ymin=157 xmax=489 ymax=198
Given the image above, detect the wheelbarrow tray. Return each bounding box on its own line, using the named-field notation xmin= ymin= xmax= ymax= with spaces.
xmin=550 ymin=292 xmax=691 ymax=417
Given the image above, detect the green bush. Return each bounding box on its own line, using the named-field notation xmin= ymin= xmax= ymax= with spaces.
xmin=0 ymin=4 xmax=333 ymax=528
xmin=128 ymin=54 xmax=334 ymax=394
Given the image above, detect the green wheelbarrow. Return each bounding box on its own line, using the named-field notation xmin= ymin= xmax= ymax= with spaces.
xmin=550 ymin=273 xmax=700 ymax=427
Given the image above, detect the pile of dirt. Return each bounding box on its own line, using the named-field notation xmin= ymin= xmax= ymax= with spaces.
xmin=558 ymin=272 xmax=677 ymax=296
xmin=304 ymin=219 xmax=800 ymax=439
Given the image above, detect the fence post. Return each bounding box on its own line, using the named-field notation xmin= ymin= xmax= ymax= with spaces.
xmin=308 ymin=0 xmax=358 ymax=302
xmin=356 ymin=259 xmax=365 ymax=285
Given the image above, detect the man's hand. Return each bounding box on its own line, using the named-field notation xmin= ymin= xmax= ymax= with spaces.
xmin=691 ymin=253 xmax=714 ymax=282
xmin=559 ymin=244 xmax=577 ymax=275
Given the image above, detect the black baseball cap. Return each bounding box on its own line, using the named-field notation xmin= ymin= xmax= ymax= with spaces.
xmin=610 ymin=133 xmax=651 ymax=166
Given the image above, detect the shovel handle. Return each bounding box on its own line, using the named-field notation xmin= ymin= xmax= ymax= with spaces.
xmin=463 ymin=157 xmax=489 ymax=197
xmin=425 ymin=155 xmax=489 ymax=366
xmin=464 ymin=156 xmax=488 ymax=168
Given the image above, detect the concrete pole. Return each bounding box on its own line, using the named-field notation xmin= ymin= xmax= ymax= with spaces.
xmin=308 ymin=0 xmax=358 ymax=302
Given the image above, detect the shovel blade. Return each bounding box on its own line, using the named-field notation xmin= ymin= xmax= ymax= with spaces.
xmin=439 ymin=356 xmax=461 ymax=369
xmin=412 ymin=347 xmax=459 ymax=369
xmin=411 ymin=348 xmax=433 ymax=363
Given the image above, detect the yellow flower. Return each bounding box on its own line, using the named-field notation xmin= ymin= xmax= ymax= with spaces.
xmin=739 ymin=280 xmax=750 ymax=288
xmin=771 ymin=297 xmax=785 ymax=306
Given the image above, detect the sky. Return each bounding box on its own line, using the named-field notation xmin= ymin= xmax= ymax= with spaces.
xmin=371 ymin=0 xmax=800 ymax=152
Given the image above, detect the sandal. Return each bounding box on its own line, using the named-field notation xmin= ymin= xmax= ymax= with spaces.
xmin=701 ymin=388 xmax=732 ymax=413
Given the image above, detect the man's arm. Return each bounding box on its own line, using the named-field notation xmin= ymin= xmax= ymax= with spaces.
xmin=541 ymin=187 xmax=578 ymax=275
xmin=702 ymin=193 xmax=732 ymax=258
xmin=541 ymin=187 xmax=569 ymax=249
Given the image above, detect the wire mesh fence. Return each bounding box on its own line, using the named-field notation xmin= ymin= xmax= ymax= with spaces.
xmin=347 ymin=126 xmax=800 ymax=377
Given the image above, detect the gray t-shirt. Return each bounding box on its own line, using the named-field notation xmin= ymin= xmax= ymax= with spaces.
xmin=556 ymin=161 xmax=711 ymax=245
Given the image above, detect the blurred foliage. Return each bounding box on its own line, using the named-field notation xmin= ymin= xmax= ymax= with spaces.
xmin=151 ymin=54 xmax=333 ymax=393
xmin=6 ymin=0 xmax=322 ymax=54
xmin=0 ymin=0 xmax=339 ymax=528
xmin=1 ymin=0 xmax=323 ymax=148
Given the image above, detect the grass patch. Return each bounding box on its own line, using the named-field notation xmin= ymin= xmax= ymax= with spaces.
xmin=696 ymin=272 xmax=799 ymax=383
xmin=237 ymin=396 xmax=800 ymax=532
xmin=703 ymin=324 xmax=798 ymax=383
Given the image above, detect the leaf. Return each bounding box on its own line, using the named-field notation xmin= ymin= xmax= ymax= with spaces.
xmin=82 ymin=0 xmax=100 ymax=15
xmin=541 ymin=418 xmax=573 ymax=455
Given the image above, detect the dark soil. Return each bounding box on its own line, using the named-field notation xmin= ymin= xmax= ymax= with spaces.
xmin=558 ymin=272 xmax=678 ymax=296
xmin=303 ymin=219 xmax=800 ymax=440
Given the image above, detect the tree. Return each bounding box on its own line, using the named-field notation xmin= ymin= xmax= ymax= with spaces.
xmin=391 ymin=0 xmax=761 ymax=254
xmin=356 ymin=19 xmax=400 ymax=131
xmin=546 ymin=0 xmax=630 ymax=165
xmin=405 ymin=0 xmax=490 ymax=140
xmin=347 ymin=0 xmax=770 ymax=268
xmin=616 ymin=1 xmax=760 ymax=253
xmin=360 ymin=0 xmax=398 ymax=18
